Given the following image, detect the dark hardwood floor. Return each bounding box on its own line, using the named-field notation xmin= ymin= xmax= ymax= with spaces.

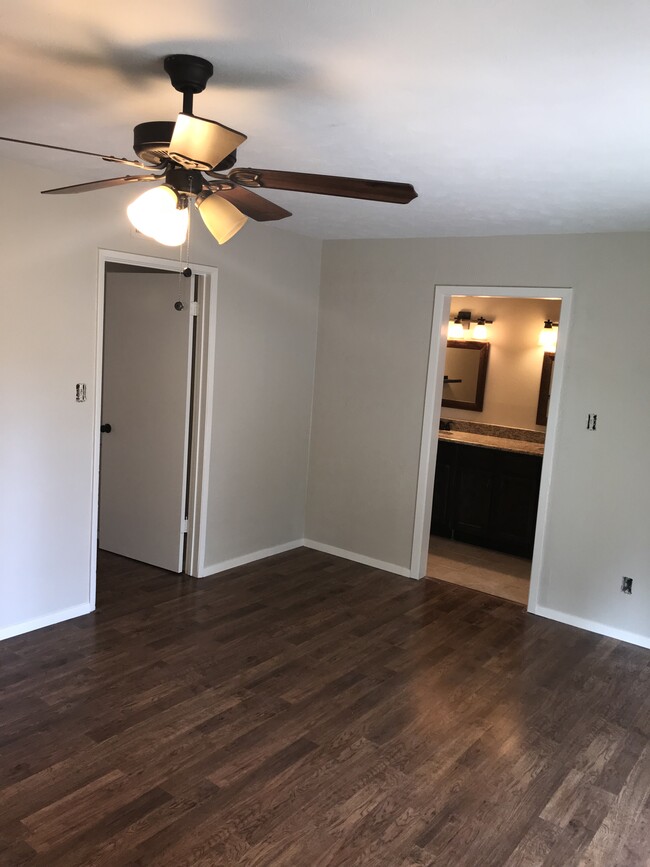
xmin=1 ymin=548 xmax=648 ymax=866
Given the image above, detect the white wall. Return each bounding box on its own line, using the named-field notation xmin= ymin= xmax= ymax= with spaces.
xmin=444 ymin=295 xmax=562 ymax=430
xmin=306 ymin=233 xmax=650 ymax=645
xmin=0 ymin=157 xmax=321 ymax=638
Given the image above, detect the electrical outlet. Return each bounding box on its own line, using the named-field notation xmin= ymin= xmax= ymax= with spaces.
xmin=587 ymin=413 xmax=597 ymax=431
xmin=75 ymin=383 xmax=87 ymax=403
xmin=621 ymin=577 xmax=633 ymax=594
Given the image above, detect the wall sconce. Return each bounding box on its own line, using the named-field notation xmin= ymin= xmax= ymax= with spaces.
xmin=539 ymin=319 xmax=559 ymax=351
xmin=448 ymin=309 xmax=493 ymax=340
xmin=472 ymin=317 xmax=488 ymax=340
xmin=448 ymin=314 xmax=466 ymax=339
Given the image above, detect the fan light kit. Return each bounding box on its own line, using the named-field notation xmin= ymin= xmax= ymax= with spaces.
xmin=127 ymin=185 xmax=190 ymax=246
xmin=0 ymin=54 xmax=417 ymax=248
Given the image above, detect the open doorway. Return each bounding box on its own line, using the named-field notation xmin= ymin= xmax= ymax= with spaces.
xmin=428 ymin=296 xmax=561 ymax=604
xmin=89 ymin=250 xmax=218 ymax=608
xmin=410 ymin=284 xmax=573 ymax=614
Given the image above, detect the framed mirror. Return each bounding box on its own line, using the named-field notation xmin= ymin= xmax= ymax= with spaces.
xmin=536 ymin=352 xmax=555 ymax=426
xmin=442 ymin=340 xmax=490 ymax=411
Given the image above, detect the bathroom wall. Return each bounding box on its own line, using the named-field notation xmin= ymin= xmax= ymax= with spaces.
xmin=443 ymin=296 xmax=562 ymax=431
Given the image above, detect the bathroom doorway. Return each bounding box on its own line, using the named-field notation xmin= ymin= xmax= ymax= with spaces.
xmin=410 ymin=284 xmax=573 ymax=614
xmin=428 ymin=296 xmax=560 ymax=604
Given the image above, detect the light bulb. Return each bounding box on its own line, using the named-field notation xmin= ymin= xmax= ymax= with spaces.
xmin=196 ymin=192 xmax=247 ymax=244
xmin=539 ymin=320 xmax=557 ymax=351
xmin=448 ymin=319 xmax=465 ymax=339
xmin=127 ymin=185 xmax=189 ymax=247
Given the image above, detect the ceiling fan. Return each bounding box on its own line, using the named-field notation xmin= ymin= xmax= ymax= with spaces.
xmin=0 ymin=54 xmax=418 ymax=246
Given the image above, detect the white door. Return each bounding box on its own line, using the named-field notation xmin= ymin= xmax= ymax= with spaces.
xmin=99 ymin=269 xmax=194 ymax=572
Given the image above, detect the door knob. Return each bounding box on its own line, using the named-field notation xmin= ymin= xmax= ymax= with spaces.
xmin=100 ymin=423 xmax=112 ymax=433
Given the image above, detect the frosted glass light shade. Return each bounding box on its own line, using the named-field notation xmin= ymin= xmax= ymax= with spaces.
xmin=196 ymin=193 xmax=247 ymax=244
xmin=448 ymin=320 xmax=465 ymax=339
xmin=539 ymin=322 xmax=557 ymax=351
xmin=127 ymin=185 xmax=189 ymax=247
xmin=472 ymin=322 xmax=488 ymax=340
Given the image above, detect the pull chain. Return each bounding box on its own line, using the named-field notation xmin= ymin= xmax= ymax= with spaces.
xmin=178 ymin=184 xmax=193 ymax=297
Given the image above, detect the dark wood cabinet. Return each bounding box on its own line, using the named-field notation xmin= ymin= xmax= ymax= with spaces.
xmin=430 ymin=440 xmax=455 ymax=537
xmin=431 ymin=440 xmax=542 ymax=557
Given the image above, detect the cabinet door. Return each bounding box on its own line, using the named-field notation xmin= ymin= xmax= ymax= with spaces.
xmin=490 ymin=453 xmax=542 ymax=557
xmin=453 ymin=445 xmax=494 ymax=544
xmin=431 ymin=441 xmax=456 ymax=536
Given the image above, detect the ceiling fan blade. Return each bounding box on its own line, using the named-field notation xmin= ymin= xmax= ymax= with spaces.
xmin=0 ymin=135 xmax=151 ymax=169
xmin=168 ymin=113 xmax=247 ymax=171
xmin=41 ymin=175 xmax=160 ymax=195
xmin=206 ymin=183 xmax=291 ymax=221
xmin=228 ymin=168 xmax=418 ymax=204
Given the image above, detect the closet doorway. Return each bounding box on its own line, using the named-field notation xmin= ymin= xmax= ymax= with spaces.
xmin=89 ymin=250 xmax=218 ymax=608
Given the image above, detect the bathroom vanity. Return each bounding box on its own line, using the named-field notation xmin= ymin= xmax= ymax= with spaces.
xmin=431 ymin=426 xmax=543 ymax=558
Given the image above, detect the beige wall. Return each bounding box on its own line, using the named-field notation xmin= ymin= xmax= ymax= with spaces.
xmin=3 ymin=150 xmax=650 ymax=650
xmin=0 ymin=156 xmax=321 ymax=637
xmin=444 ymin=295 xmax=562 ymax=430
xmin=306 ymin=233 xmax=650 ymax=645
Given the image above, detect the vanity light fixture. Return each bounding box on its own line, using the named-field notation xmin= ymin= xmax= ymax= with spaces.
xmin=448 ymin=315 xmax=466 ymax=339
xmin=448 ymin=309 xmax=493 ymax=340
xmin=472 ymin=317 xmax=489 ymax=340
xmin=539 ymin=319 xmax=559 ymax=351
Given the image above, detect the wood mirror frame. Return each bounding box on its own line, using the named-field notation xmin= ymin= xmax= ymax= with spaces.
xmin=536 ymin=352 xmax=555 ymax=426
xmin=442 ymin=340 xmax=490 ymax=412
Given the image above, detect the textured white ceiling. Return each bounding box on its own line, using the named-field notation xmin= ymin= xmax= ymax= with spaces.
xmin=1 ymin=0 xmax=649 ymax=239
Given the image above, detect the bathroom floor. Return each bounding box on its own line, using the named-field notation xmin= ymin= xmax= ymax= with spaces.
xmin=427 ymin=536 xmax=531 ymax=605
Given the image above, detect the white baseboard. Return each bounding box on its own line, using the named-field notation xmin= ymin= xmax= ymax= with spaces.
xmin=531 ymin=604 xmax=650 ymax=650
xmin=303 ymin=539 xmax=411 ymax=578
xmin=0 ymin=602 xmax=94 ymax=642
xmin=200 ymin=539 xmax=304 ymax=577
xmin=201 ymin=538 xmax=412 ymax=580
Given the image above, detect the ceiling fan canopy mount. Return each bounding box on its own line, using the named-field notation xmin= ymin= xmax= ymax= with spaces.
xmin=164 ymin=54 xmax=214 ymax=96
xmin=0 ymin=53 xmax=417 ymax=246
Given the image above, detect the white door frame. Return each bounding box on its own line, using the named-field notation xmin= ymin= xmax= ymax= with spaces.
xmin=410 ymin=284 xmax=573 ymax=614
xmin=89 ymin=249 xmax=218 ymax=608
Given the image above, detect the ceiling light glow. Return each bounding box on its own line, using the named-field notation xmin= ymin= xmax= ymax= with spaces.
xmin=127 ymin=185 xmax=189 ymax=247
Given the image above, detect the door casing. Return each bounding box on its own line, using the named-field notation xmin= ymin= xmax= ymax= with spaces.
xmin=410 ymin=283 xmax=573 ymax=616
xmin=90 ymin=249 xmax=218 ymax=608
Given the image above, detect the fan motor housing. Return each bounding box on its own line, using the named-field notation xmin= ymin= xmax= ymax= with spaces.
xmin=133 ymin=121 xmax=175 ymax=165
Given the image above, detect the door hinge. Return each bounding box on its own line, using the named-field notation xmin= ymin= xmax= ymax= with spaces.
xmin=182 ymin=518 xmax=189 ymax=533
xmin=190 ymin=301 xmax=199 ymax=317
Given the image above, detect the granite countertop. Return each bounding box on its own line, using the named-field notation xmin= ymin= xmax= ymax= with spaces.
xmin=438 ymin=429 xmax=545 ymax=456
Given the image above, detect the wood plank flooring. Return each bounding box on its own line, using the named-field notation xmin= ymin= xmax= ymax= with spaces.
xmin=1 ymin=547 xmax=648 ymax=866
